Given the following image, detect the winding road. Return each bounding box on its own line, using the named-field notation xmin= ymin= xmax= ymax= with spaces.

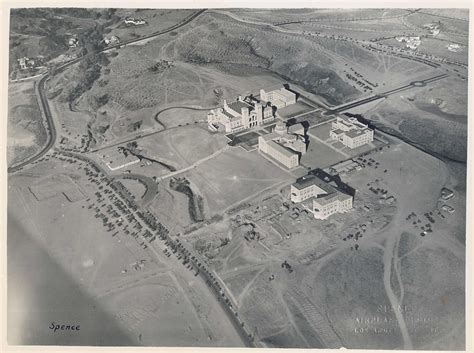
xmin=8 ymin=9 xmax=208 ymax=174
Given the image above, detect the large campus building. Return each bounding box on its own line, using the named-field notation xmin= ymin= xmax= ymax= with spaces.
xmin=258 ymin=120 xmax=307 ymax=169
xmin=260 ymin=87 xmax=297 ymax=109
xmin=330 ymin=116 xmax=374 ymax=149
xmin=290 ymin=173 xmax=353 ymax=219
xmin=207 ymin=87 xmax=297 ymax=133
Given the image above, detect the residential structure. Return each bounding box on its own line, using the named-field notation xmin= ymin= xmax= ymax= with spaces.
xmin=395 ymin=36 xmax=421 ymax=50
xmin=260 ymin=87 xmax=297 ymax=108
xmin=330 ymin=116 xmax=374 ymax=149
xmin=124 ymin=17 xmax=146 ymax=25
xmin=104 ymin=35 xmax=120 ymax=45
xmin=290 ymin=173 xmax=353 ymax=219
xmin=258 ymin=120 xmax=307 ymax=169
xmin=447 ymin=43 xmax=463 ymax=52
xmin=68 ymin=37 xmax=79 ymax=48
xmin=424 ymin=23 xmax=440 ymax=36
xmin=17 ymin=57 xmax=33 ymax=70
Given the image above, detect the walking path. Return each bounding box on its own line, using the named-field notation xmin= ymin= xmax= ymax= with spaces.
xmin=159 ymin=145 xmax=230 ymax=180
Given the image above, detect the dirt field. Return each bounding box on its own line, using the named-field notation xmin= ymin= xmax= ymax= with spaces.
xmin=7 ymin=156 xmax=244 ymax=347
xmin=181 ymin=135 xmax=465 ymax=349
xmin=300 ymin=124 xmax=348 ymax=168
xmin=7 ymin=80 xmax=46 ymax=166
xmin=355 ymin=76 xmax=467 ymax=163
xmin=181 ymin=147 xmax=294 ymax=216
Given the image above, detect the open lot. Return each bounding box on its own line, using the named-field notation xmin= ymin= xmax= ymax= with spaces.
xmin=301 ymin=141 xmax=347 ymax=169
xmin=182 ymin=135 xmax=465 ymax=349
xmin=182 ymin=147 xmax=293 ymax=215
xmin=8 ymin=154 xmax=244 ymax=346
xmin=7 ymin=80 xmax=46 ymax=166
xmin=277 ymin=100 xmax=315 ymax=119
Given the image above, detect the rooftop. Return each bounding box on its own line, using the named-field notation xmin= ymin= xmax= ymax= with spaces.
xmin=260 ymin=131 xmax=280 ymax=142
xmin=346 ymin=129 xmax=367 ymax=138
xmin=292 ymin=174 xmax=335 ymax=194
xmin=332 ymin=128 xmax=345 ymax=135
xmin=228 ymin=100 xmax=252 ymax=114
xmin=276 ymin=88 xmax=296 ymax=98
xmin=221 ymin=109 xmax=236 ymax=120
xmin=288 ymin=123 xmax=304 ymax=135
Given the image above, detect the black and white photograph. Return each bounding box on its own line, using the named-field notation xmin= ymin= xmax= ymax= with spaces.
xmin=3 ymin=2 xmax=471 ymax=351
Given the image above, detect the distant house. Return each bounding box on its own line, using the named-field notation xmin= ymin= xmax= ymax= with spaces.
xmin=104 ymin=35 xmax=120 ymax=45
xmin=68 ymin=37 xmax=79 ymax=48
xmin=441 ymin=204 xmax=455 ymax=213
xmin=17 ymin=57 xmax=36 ymax=70
xmin=18 ymin=57 xmax=28 ymax=70
xmin=395 ymin=36 xmax=421 ymax=50
xmin=447 ymin=43 xmax=463 ymax=53
xmin=124 ymin=17 xmax=146 ymax=25
xmin=423 ymin=23 xmax=441 ymax=36
xmin=440 ymin=187 xmax=454 ymax=200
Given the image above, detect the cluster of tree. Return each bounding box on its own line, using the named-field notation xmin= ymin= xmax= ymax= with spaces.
xmin=89 ymin=93 xmax=110 ymax=110
xmin=96 ymin=124 xmax=110 ymax=134
xmin=64 ymin=57 xmax=102 ymax=103
xmin=127 ymin=120 xmax=143 ymax=132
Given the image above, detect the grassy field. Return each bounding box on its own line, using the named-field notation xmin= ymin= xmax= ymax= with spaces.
xmin=278 ymin=101 xmax=315 ymax=119
xmin=300 ymin=136 xmax=347 ymax=169
xmin=7 ymin=80 xmax=46 ymax=166
xmin=133 ymin=124 xmax=228 ymax=170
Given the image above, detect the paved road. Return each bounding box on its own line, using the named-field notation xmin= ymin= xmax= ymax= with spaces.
xmin=8 ymin=9 xmax=207 ymax=174
xmin=154 ymin=105 xmax=217 ymax=129
xmin=327 ymin=74 xmax=448 ymax=113
xmin=8 ymin=74 xmax=56 ymax=173
xmin=274 ymin=9 xmax=420 ymax=26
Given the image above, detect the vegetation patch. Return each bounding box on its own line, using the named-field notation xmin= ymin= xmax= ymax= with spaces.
xmin=169 ymin=177 xmax=205 ymax=223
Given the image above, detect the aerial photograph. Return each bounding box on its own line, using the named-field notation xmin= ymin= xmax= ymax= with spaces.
xmin=6 ymin=6 xmax=468 ymax=350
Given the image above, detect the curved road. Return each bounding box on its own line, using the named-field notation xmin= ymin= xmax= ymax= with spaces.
xmin=154 ymin=105 xmax=218 ymax=129
xmin=8 ymin=9 xmax=207 ymax=174
xmin=115 ymin=173 xmax=158 ymax=206
xmin=8 ymin=73 xmax=56 ymax=173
